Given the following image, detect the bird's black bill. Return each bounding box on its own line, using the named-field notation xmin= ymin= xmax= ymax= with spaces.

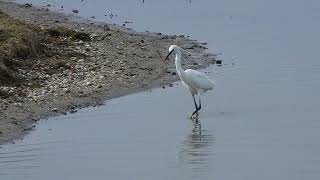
xmin=164 ymin=49 xmax=174 ymax=62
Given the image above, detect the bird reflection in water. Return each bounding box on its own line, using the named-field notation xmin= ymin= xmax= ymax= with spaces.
xmin=177 ymin=119 xmax=215 ymax=179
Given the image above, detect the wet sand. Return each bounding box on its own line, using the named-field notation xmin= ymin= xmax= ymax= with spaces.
xmin=0 ymin=1 xmax=216 ymax=145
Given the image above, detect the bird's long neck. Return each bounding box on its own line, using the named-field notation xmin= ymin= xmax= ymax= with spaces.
xmin=175 ymin=51 xmax=185 ymax=78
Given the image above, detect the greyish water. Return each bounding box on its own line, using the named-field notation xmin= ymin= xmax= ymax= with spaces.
xmin=2 ymin=0 xmax=320 ymax=179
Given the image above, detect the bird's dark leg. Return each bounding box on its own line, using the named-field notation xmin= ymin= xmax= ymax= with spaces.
xmin=188 ymin=94 xmax=199 ymax=119
xmin=192 ymin=92 xmax=202 ymax=116
xmin=192 ymin=94 xmax=198 ymax=110
xmin=198 ymin=92 xmax=202 ymax=110
xmin=192 ymin=106 xmax=201 ymax=116
xmin=191 ymin=94 xmax=200 ymax=117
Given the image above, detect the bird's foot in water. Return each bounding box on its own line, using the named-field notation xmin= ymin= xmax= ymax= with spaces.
xmin=188 ymin=112 xmax=199 ymax=120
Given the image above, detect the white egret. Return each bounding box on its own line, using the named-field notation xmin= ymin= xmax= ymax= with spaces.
xmin=164 ymin=45 xmax=215 ymax=119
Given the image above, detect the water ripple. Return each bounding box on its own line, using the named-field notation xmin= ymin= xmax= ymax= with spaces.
xmin=178 ymin=121 xmax=215 ymax=178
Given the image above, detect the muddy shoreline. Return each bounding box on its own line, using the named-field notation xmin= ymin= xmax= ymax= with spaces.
xmin=0 ymin=1 xmax=216 ymax=145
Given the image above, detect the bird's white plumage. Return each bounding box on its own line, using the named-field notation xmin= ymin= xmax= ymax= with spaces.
xmin=184 ymin=69 xmax=215 ymax=94
xmin=165 ymin=45 xmax=215 ymax=117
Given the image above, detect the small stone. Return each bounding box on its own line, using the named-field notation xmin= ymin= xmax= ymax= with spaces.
xmin=169 ymin=83 xmax=173 ymax=87
xmin=23 ymin=127 xmax=33 ymax=132
xmin=103 ymin=24 xmax=110 ymax=31
xmin=52 ymin=108 xmax=58 ymax=112
xmin=215 ymin=60 xmax=222 ymax=65
xmin=70 ymin=109 xmax=77 ymax=114
xmin=72 ymin=9 xmax=79 ymax=13
xmin=24 ymin=3 xmax=32 ymax=8
xmin=64 ymin=88 xmax=71 ymax=93
xmin=86 ymin=81 xmax=93 ymax=86
xmin=171 ymin=72 xmax=177 ymax=75
xmin=161 ymin=36 xmax=169 ymax=40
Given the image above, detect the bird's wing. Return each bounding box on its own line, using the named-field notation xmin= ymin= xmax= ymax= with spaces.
xmin=184 ymin=69 xmax=215 ymax=90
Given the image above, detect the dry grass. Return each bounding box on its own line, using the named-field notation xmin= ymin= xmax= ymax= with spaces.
xmin=0 ymin=12 xmax=43 ymax=85
xmin=0 ymin=11 xmax=91 ymax=86
xmin=46 ymin=26 xmax=91 ymax=41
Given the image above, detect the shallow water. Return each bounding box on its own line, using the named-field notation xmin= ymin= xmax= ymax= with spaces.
xmin=3 ymin=0 xmax=320 ymax=179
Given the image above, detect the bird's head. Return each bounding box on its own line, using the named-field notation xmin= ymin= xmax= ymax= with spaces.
xmin=164 ymin=45 xmax=178 ymax=62
xmin=164 ymin=45 xmax=194 ymax=62
xmin=169 ymin=45 xmax=178 ymax=53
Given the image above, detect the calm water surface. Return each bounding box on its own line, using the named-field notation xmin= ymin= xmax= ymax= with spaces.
xmin=2 ymin=0 xmax=320 ymax=179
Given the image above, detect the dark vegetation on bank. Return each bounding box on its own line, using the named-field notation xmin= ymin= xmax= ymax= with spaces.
xmin=0 ymin=10 xmax=91 ymax=98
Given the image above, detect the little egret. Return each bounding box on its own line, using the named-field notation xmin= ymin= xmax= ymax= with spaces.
xmin=164 ymin=45 xmax=215 ymax=119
